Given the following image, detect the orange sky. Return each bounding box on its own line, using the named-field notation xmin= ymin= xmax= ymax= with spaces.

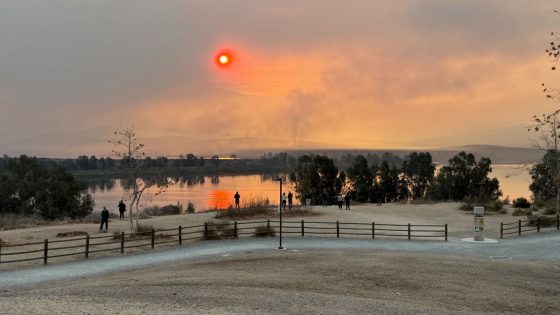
xmin=0 ymin=1 xmax=558 ymax=157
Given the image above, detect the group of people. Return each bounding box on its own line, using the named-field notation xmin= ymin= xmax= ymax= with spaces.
xmin=233 ymin=191 xmax=294 ymax=210
xmin=99 ymin=200 xmax=127 ymax=231
xmin=322 ymin=190 xmax=351 ymax=210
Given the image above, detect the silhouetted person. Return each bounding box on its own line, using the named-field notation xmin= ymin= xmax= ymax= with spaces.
xmin=337 ymin=194 xmax=343 ymax=210
xmin=100 ymin=207 xmax=109 ymax=230
xmin=322 ymin=189 xmax=328 ymax=207
xmin=345 ymin=194 xmax=351 ymax=210
xmin=281 ymin=192 xmax=287 ymax=210
xmin=118 ymin=200 xmax=126 ymax=219
xmin=287 ymin=191 xmax=293 ymax=210
xmin=234 ymin=191 xmax=240 ymax=209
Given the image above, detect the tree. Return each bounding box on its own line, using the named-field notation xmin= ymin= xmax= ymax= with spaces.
xmin=429 ymin=152 xmax=501 ymax=202
xmin=401 ymin=152 xmax=435 ymax=200
xmin=0 ymin=155 xmax=93 ymax=219
xmin=109 ymin=125 xmax=172 ymax=231
xmin=290 ymin=155 xmax=341 ymax=204
xmin=529 ymin=150 xmax=560 ymax=203
xmin=346 ymin=155 xmax=373 ymax=202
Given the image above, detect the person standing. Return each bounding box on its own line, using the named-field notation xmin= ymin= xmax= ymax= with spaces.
xmin=337 ymin=194 xmax=343 ymax=210
xmin=118 ymin=200 xmax=126 ymax=219
xmin=100 ymin=206 xmax=110 ymax=230
xmin=344 ymin=194 xmax=351 ymax=210
xmin=281 ymin=192 xmax=287 ymax=210
xmin=287 ymin=191 xmax=293 ymax=210
xmin=322 ymin=189 xmax=328 ymax=207
xmin=234 ymin=191 xmax=240 ymax=209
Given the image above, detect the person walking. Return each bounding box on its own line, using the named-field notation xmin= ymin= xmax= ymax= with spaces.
xmin=287 ymin=191 xmax=293 ymax=210
xmin=100 ymin=206 xmax=110 ymax=230
xmin=281 ymin=192 xmax=287 ymax=210
xmin=118 ymin=200 xmax=126 ymax=219
xmin=234 ymin=191 xmax=240 ymax=209
xmin=337 ymin=194 xmax=343 ymax=210
xmin=344 ymin=193 xmax=351 ymax=210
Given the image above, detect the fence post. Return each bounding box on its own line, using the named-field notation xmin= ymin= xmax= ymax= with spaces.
xmin=557 ymin=215 xmax=559 ymax=230
xmin=43 ymin=239 xmax=48 ymax=265
xmin=0 ymin=242 xmax=2 ymax=263
xmin=204 ymin=223 xmax=208 ymax=240
xmin=408 ymin=223 xmax=411 ymax=240
xmin=500 ymin=223 xmax=503 ymax=239
xmin=372 ymin=222 xmax=375 ymax=239
xmin=518 ymin=220 xmax=522 ymax=236
xmin=120 ymin=232 xmax=125 ymax=254
xmin=445 ymin=224 xmax=448 ymax=242
xmin=336 ymin=221 xmax=340 ymax=238
xmin=85 ymin=235 xmax=89 ymax=259
xmin=301 ymin=220 xmax=305 ymax=237
xmin=179 ymin=226 xmax=182 ymax=245
xmin=267 ymin=219 xmax=271 ymax=237
xmin=151 ymin=229 xmax=155 ymax=249
xmin=234 ymin=221 xmax=238 ymax=238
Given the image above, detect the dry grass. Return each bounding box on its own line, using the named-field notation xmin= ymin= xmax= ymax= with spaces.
xmin=56 ymin=231 xmax=88 ymax=238
xmin=0 ymin=213 xmax=43 ymax=230
xmin=204 ymin=221 xmax=236 ymax=240
xmin=254 ymin=225 xmax=276 ymax=237
xmin=141 ymin=204 xmax=183 ymax=216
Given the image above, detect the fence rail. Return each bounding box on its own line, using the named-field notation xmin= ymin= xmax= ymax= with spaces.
xmin=500 ymin=214 xmax=560 ymax=239
xmin=0 ymin=219 xmax=447 ymax=267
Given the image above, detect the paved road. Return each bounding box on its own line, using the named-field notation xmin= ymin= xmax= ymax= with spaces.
xmin=1 ymin=232 xmax=559 ymax=290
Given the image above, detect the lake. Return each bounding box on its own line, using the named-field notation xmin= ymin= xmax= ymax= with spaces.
xmin=87 ymin=165 xmax=532 ymax=213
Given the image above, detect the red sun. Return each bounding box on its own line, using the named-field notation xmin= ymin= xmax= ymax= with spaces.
xmin=215 ymin=51 xmax=233 ymax=67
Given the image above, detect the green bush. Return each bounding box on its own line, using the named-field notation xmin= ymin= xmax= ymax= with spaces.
xmin=254 ymin=225 xmax=276 ymax=237
xmin=512 ymin=208 xmax=532 ymax=216
xmin=512 ymin=197 xmax=531 ymax=209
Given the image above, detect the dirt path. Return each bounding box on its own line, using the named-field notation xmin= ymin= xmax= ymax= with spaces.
xmin=1 ymin=236 xmax=559 ymax=314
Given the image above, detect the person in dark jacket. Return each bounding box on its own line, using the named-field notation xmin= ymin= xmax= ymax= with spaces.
xmin=100 ymin=207 xmax=110 ymax=230
xmin=234 ymin=191 xmax=240 ymax=209
xmin=118 ymin=200 xmax=126 ymax=219
xmin=287 ymin=191 xmax=293 ymax=210
xmin=344 ymin=194 xmax=351 ymax=210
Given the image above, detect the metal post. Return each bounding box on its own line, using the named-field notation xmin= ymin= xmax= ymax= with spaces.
xmin=267 ymin=219 xmax=271 ymax=237
xmin=278 ymin=177 xmax=283 ymax=249
xmin=43 ymin=239 xmax=48 ymax=265
xmin=234 ymin=221 xmax=238 ymax=238
xmin=204 ymin=223 xmax=208 ymax=240
xmin=336 ymin=221 xmax=340 ymax=238
xmin=408 ymin=223 xmax=411 ymax=240
xmin=85 ymin=235 xmax=89 ymax=259
xmin=120 ymin=232 xmax=125 ymax=254
xmin=372 ymin=222 xmax=375 ymax=239
xmin=301 ymin=220 xmax=305 ymax=237
xmin=179 ymin=226 xmax=182 ymax=245
xmin=557 ymin=215 xmax=559 ymax=230
xmin=445 ymin=224 xmax=448 ymax=242
xmin=537 ymin=218 xmax=540 ymax=233
xmin=518 ymin=220 xmax=522 ymax=236
xmin=0 ymin=242 xmax=2 ymax=263
xmin=500 ymin=222 xmax=503 ymax=239
xmin=151 ymin=229 xmax=155 ymax=249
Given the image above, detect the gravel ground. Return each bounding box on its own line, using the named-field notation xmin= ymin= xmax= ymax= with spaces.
xmin=1 ymin=235 xmax=560 ymax=314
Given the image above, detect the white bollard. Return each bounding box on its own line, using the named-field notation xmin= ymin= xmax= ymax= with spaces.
xmin=474 ymin=206 xmax=485 ymax=241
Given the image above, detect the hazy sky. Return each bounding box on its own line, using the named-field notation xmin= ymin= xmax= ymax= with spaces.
xmin=0 ymin=1 xmax=558 ymax=157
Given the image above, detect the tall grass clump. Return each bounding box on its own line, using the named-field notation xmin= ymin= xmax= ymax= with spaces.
xmin=141 ymin=202 xmax=183 ymax=216
xmin=186 ymin=201 xmax=196 ymax=214
xmin=204 ymin=221 xmax=235 ymax=240
xmin=214 ymin=196 xmax=274 ymax=220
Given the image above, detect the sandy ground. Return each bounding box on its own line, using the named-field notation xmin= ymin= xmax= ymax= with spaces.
xmin=1 ymin=243 xmax=559 ymax=314
xmin=0 ymin=202 xmax=517 ymax=245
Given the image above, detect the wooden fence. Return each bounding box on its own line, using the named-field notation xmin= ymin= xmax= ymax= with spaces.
xmin=500 ymin=215 xmax=560 ymax=239
xmin=0 ymin=220 xmax=447 ymax=267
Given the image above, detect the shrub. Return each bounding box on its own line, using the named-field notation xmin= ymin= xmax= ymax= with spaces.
xmin=528 ymin=214 xmax=557 ymax=227
xmin=56 ymin=231 xmax=88 ymax=238
xmin=512 ymin=197 xmax=531 ymax=209
xmin=254 ymin=225 xmax=276 ymax=237
xmin=204 ymin=221 xmax=235 ymax=240
xmin=141 ymin=203 xmax=182 ymax=216
xmin=0 ymin=213 xmax=40 ymax=230
xmin=136 ymin=223 xmax=154 ymax=236
xmin=543 ymin=207 xmax=557 ymax=215
xmin=512 ymin=208 xmax=532 ymax=216
xmin=186 ymin=201 xmax=196 ymax=214
xmin=460 ymin=198 xmax=503 ymax=212
xmin=502 ymin=195 xmax=510 ymax=205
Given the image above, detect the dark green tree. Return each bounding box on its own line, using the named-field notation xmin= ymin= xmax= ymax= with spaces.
xmin=401 ymin=152 xmax=435 ymax=200
xmin=346 ymin=155 xmax=373 ymax=202
xmin=291 ymin=155 xmax=341 ymax=204
xmin=529 ymin=150 xmax=559 ymax=202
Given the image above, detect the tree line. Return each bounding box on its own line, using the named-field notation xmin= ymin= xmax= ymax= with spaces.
xmin=290 ymin=151 xmax=502 ymax=205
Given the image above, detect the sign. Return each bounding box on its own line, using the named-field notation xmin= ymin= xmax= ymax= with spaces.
xmin=474 ymin=206 xmax=484 ymax=241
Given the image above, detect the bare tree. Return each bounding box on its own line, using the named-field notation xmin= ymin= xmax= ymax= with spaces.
xmin=109 ymin=125 xmax=171 ymax=231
